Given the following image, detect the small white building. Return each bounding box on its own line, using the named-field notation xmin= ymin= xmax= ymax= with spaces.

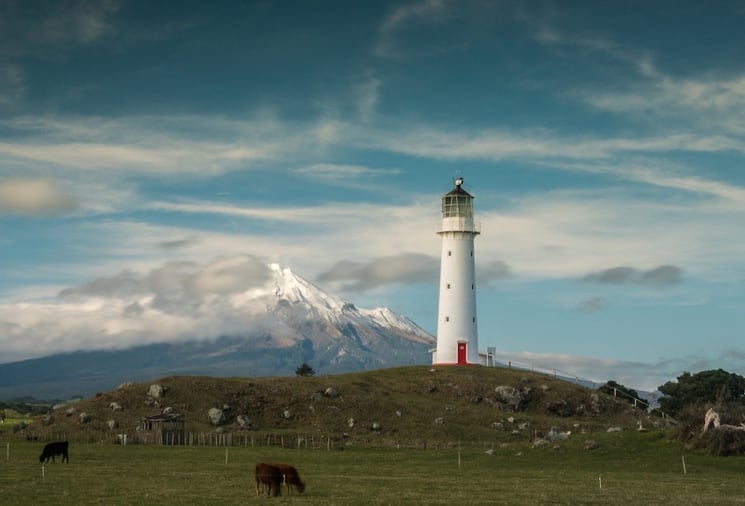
xmin=431 ymin=177 xmax=480 ymax=365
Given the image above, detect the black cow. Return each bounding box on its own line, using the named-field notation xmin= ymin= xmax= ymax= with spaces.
xmin=39 ymin=441 xmax=69 ymax=463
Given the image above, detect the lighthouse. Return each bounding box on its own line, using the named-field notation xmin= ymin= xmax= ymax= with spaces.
xmin=432 ymin=176 xmax=480 ymax=365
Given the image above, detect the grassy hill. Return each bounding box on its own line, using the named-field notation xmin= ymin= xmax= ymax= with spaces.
xmin=21 ymin=365 xmax=661 ymax=446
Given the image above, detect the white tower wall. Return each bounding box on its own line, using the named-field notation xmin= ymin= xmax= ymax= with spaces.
xmin=433 ymin=178 xmax=480 ymax=365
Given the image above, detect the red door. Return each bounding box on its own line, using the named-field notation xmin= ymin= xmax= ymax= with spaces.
xmin=457 ymin=342 xmax=467 ymax=365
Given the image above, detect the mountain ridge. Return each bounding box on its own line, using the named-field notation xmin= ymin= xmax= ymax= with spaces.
xmin=0 ymin=264 xmax=435 ymax=401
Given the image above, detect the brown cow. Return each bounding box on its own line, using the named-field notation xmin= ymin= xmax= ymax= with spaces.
xmin=254 ymin=462 xmax=282 ymax=497
xmin=272 ymin=463 xmax=306 ymax=495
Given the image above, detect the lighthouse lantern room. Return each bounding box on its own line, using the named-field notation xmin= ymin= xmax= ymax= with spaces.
xmin=432 ymin=176 xmax=480 ymax=365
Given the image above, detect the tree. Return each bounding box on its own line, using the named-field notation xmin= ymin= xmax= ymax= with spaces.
xmin=295 ymin=362 xmax=315 ymax=377
xmin=658 ymin=369 xmax=745 ymax=417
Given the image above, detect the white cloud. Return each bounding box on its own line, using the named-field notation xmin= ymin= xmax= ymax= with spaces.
xmin=356 ymin=75 xmax=382 ymax=121
xmin=0 ymin=115 xmax=284 ymax=178
xmin=0 ymin=256 xmax=277 ymax=362
xmin=292 ymin=163 xmax=400 ymax=180
xmin=0 ymin=0 xmax=120 ymax=58
xmin=1 ymin=110 xmax=743 ymax=289
xmin=375 ymin=0 xmax=449 ymax=58
xmin=345 ymin=123 xmax=745 ymax=166
xmin=0 ymin=64 xmax=25 ymax=106
xmin=0 ymin=178 xmax=79 ymax=216
xmin=477 ymin=185 xmax=745 ymax=281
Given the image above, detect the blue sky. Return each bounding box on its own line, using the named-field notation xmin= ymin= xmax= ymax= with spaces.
xmin=1 ymin=0 xmax=744 ymax=392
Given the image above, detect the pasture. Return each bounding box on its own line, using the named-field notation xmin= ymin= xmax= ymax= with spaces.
xmin=2 ymin=430 xmax=744 ymax=505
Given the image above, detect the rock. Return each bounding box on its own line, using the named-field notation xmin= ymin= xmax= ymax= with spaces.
xmin=546 ymin=400 xmax=573 ymax=417
xmin=590 ymin=393 xmax=604 ymax=413
xmin=547 ymin=427 xmax=571 ymax=441
xmin=584 ymin=440 xmax=599 ymax=450
xmin=148 ymin=384 xmax=165 ymax=399
xmin=494 ymin=386 xmax=528 ymax=410
xmin=532 ymin=438 xmax=550 ymax=448
xmin=492 ymin=422 xmax=504 ymax=430
xmin=117 ymin=382 xmax=133 ymax=390
xmin=207 ymin=407 xmax=225 ymax=426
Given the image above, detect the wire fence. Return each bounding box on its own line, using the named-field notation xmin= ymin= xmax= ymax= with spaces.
xmin=8 ymin=430 xmax=493 ymax=451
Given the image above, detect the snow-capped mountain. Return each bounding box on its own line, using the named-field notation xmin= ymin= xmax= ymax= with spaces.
xmin=0 ymin=264 xmax=436 ymax=400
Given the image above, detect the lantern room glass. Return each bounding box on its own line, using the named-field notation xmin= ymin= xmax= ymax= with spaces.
xmin=441 ymin=194 xmax=473 ymax=218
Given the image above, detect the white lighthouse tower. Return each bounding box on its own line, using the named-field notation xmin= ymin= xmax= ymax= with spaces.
xmin=432 ymin=176 xmax=480 ymax=365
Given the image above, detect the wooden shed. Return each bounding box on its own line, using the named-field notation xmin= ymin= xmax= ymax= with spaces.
xmin=141 ymin=413 xmax=185 ymax=445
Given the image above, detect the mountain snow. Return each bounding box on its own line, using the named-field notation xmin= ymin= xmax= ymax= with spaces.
xmin=264 ymin=263 xmax=433 ymax=345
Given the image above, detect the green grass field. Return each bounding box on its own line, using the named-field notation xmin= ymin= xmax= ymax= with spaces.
xmin=2 ymin=430 xmax=744 ymax=505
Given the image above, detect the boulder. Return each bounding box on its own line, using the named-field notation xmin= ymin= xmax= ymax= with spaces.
xmin=546 ymin=427 xmax=571 ymax=441
xmin=546 ymin=400 xmax=573 ymax=417
xmin=584 ymin=440 xmax=599 ymax=450
xmin=494 ymin=386 xmax=530 ymax=410
xmin=207 ymin=407 xmax=225 ymax=426
xmin=590 ymin=393 xmax=604 ymax=413
xmin=532 ymin=438 xmax=550 ymax=448
xmin=236 ymin=414 xmax=252 ymax=429
xmin=148 ymin=384 xmax=165 ymax=399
